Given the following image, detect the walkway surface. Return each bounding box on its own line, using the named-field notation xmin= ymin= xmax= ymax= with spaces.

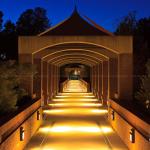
xmin=25 ymin=81 xmax=128 ymax=150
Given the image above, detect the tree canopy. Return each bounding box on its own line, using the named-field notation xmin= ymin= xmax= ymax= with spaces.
xmin=0 ymin=7 xmax=51 ymax=60
xmin=3 ymin=20 xmax=16 ymax=35
xmin=0 ymin=10 xmax=3 ymax=31
xmin=16 ymin=7 xmax=50 ymax=35
xmin=115 ymin=11 xmax=137 ymax=35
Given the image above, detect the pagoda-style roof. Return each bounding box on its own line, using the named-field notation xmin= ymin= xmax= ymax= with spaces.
xmin=39 ymin=8 xmax=114 ymax=36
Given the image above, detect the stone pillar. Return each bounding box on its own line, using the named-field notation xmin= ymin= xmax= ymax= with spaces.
xmin=118 ymin=53 xmax=133 ymax=100
xmin=102 ymin=61 xmax=108 ymax=103
xmin=109 ymin=57 xmax=118 ymax=100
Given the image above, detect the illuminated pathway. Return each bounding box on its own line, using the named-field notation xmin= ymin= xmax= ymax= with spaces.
xmin=25 ymin=82 xmax=128 ymax=150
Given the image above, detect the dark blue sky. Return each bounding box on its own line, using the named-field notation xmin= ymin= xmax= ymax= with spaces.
xmin=0 ymin=0 xmax=150 ymax=32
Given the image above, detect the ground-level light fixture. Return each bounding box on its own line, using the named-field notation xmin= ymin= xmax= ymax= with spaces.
xmin=20 ymin=127 xmax=25 ymax=141
xmin=37 ymin=110 xmax=41 ymax=120
xmin=111 ymin=110 xmax=115 ymax=121
xmin=129 ymin=128 xmax=135 ymax=143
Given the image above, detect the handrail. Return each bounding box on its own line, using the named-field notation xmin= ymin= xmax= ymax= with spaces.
xmin=0 ymin=99 xmax=41 ymax=144
xmin=61 ymin=79 xmax=69 ymax=92
xmin=80 ymin=79 xmax=89 ymax=92
xmin=109 ymin=99 xmax=150 ymax=142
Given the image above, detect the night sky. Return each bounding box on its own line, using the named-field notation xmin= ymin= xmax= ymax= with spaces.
xmin=0 ymin=0 xmax=150 ymax=32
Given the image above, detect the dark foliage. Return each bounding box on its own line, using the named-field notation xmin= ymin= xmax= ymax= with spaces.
xmin=115 ymin=12 xmax=150 ymax=114
xmin=3 ymin=20 xmax=16 ymax=35
xmin=115 ymin=11 xmax=137 ymax=35
xmin=16 ymin=95 xmax=32 ymax=107
xmin=0 ymin=7 xmax=50 ymax=61
xmin=0 ymin=61 xmax=37 ymax=114
xmin=16 ymin=7 xmax=50 ymax=35
xmin=0 ymin=10 xmax=3 ymax=31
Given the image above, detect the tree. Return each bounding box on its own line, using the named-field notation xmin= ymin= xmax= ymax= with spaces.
xmin=115 ymin=11 xmax=137 ymax=35
xmin=115 ymin=12 xmax=150 ymax=93
xmin=0 ymin=61 xmax=18 ymax=114
xmin=16 ymin=7 xmax=50 ymax=35
xmin=0 ymin=61 xmax=37 ymax=114
xmin=0 ymin=10 xmax=3 ymax=31
xmin=135 ymin=59 xmax=150 ymax=112
xmin=3 ymin=20 xmax=16 ymax=35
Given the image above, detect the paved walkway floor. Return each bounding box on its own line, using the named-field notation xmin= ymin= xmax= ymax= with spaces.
xmin=25 ymin=91 xmax=128 ymax=150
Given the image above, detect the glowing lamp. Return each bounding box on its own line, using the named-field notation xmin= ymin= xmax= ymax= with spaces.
xmin=111 ymin=110 xmax=115 ymax=121
xmin=129 ymin=128 xmax=135 ymax=143
xmin=20 ymin=127 xmax=25 ymax=141
xmin=37 ymin=110 xmax=41 ymax=120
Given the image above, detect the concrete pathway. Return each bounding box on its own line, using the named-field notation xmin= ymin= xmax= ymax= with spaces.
xmin=25 ymin=91 xmax=128 ymax=150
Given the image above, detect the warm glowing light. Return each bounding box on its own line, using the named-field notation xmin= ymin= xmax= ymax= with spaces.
xmin=43 ymin=108 xmax=107 ymax=116
xmin=91 ymin=109 xmax=108 ymax=114
xmin=55 ymin=95 xmax=95 ymax=98
xmin=52 ymin=98 xmax=98 ymax=102
xmin=43 ymin=109 xmax=64 ymax=114
xmin=39 ymin=121 xmax=101 ymax=135
xmin=100 ymin=126 xmax=113 ymax=133
xmin=59 ymin=92 xmax=93 ymax=95
xmin=26 ymin=81 xmax=127 ymax=150
xmin=63 ymin=80 xmax=87 ymax=92
xmin=20 ymin=127 xmax=25 ymax=141
xmin=39 ymin=127 xmax=51 ymax=133
xmin=49 ymin=103 xmax=102 ymax=107
xmin=30 ymin=148 xmax=55 ymax=150
xmin=50 ymin=126 xmax=100 ymax=133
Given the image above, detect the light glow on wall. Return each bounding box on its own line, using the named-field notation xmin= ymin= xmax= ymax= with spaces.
xmin=20 ymin=127 xmax=25 ymax=141
xmin=37 ymin=110 xmax=41 ymax=120
xmin=129 ymin=128 xmax=135 ymax=143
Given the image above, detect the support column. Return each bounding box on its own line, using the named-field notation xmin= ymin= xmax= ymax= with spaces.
xmin=95 ymin=64 xmax=99 ymax=98
xmin=51 ymin=65 xmax=54 ymax=98
xmin=109 ymin=57 xmax=118 ymax=100
xmin=102 ymin=61 xmax=108 ymax=103
xmin=33 ymin=58 xmax=41 ymax=99
xmin=91 ymin=67 xmax=94 ymax=93
xmin=53 ymin=65 xmax=57 ymax=97
xmin=48 ymin=64 xmax=53 ymax=100
xmin=19 ymin=54 xmax=33 ymax=96
xmin=93 ymin=66 xmax=96 ymax=95
xmin=118 ymin=53 xmax=133 ymax=100
xmin=98 ymin=63 xmax=102 ymax=100
xmin=42 ymin=61 xmax=48 ymax=105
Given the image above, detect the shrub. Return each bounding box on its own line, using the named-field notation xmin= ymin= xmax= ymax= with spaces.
xmin=0 ymin=61 xmax=36 ymax=114
xmin=135 ymin=59 xmax=150 ymax=112
xmin=0 ymin=61 xmax=18 ymax=114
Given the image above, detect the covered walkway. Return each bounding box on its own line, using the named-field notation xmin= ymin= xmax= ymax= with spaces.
xmin=25 ymin=80 xmax=128 ymax=150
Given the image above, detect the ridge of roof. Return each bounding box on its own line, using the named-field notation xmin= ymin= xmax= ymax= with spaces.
xmin=38 ymin=9 xmax=113 ymax=36
xmin=83 ymin=15 xmax=114 ymax=36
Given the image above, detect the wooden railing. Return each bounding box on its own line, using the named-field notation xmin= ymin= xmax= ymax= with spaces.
xmin=61 ymin=79 xmax=69 ymax=92
xmin=108 ymin=99 xmax=150 ymax=150
xmin=0 ymin=99 xmax=42 ymax=150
